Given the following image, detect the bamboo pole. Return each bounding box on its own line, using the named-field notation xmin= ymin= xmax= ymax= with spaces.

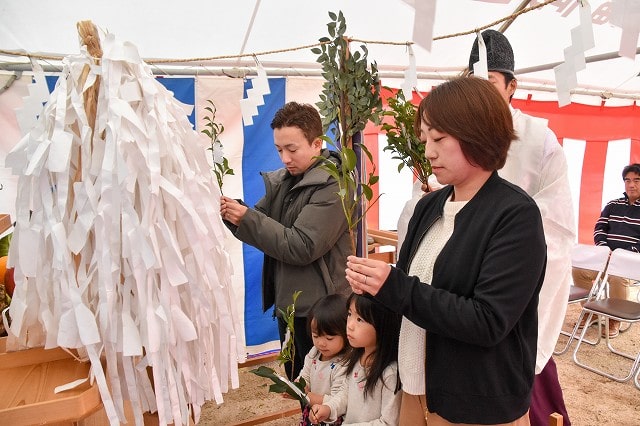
xmin=77 ymin=20 xmax=102 ymax=134
xmin=73 ymin=21 xmax=103 ymax=278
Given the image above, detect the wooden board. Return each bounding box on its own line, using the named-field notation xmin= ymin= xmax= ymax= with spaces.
xmin=0 ymin=338 xmax=71 ymax=368
xmin=367 ymin=229 xmax=398 ymax=247
xmin=0 ymin=337 xmax=102 ymax=425
xmin=228 ymin=407 xmax=300 ymax=426
xmin=0 ymin=213 xmax=11 ymax=235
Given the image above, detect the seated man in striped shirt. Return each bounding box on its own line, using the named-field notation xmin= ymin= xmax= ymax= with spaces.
xmin=573 ymin=162 xmax=640 ymax=338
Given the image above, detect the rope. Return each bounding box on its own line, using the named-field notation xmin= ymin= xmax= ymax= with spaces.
xmin=0 ymin=0 xmax=558 ymax=65
xmin=433 ymin=0 xmax=557 ymax=41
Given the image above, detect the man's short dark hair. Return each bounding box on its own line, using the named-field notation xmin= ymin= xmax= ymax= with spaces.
xmin=270 ymin=102 xmax=323 ymax=144
xmin=622 ymin=163 xmax=640 ymax=178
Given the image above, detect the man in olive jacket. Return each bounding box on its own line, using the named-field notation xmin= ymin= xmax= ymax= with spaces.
xmin=220 ymin=102 xmax=351 ymax=379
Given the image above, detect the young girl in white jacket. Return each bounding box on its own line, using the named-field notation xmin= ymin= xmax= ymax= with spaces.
xmin=297 ymin=294 xmax=350 ymax=425
xmin=310 ymin=293 xmax=402 ymax=425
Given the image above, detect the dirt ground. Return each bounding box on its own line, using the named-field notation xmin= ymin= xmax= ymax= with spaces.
xmin=199 ymin=302 xmax=640 ymax=426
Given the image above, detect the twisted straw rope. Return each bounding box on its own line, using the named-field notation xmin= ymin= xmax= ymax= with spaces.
xmin=0 ymin=0 xmax=557 ymax=65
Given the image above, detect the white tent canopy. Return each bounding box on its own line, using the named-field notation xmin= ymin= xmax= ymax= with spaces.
xmin=1 ymin=0 xmax=639 ymax=104
xmin=1 ymin=0 xmax=639 ymax=368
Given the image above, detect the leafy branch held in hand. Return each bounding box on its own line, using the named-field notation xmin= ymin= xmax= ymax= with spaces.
xmin=201 ymin=100 xmax=234 ymax=192
xmin=312 ymin=10 xmax=384 ymax=254
xmin=250 ymin=291 xmax=308 ymax=405
xmin=381 ymin=89 xmax=431 ymax=185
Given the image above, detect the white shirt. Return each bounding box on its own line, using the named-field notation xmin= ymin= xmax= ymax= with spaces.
xmin=324 ymin=361 xmax=401 ymax=425
xmin=297 ymin=347 xmax=348 ymax=403
xmin=504 ymin=107 xmax=576 ymax=373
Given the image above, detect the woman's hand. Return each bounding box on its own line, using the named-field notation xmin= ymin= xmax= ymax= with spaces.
xmin=346 ymin=255 xmax=392 ymax=296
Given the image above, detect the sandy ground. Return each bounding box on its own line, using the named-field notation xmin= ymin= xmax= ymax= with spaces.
xmin=199 ymin=302 xmax=640 ymax=426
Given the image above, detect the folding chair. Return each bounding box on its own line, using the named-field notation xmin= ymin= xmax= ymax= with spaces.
xmin=553 ymin=244 xmax=610 ymax=355
xmin=573 ymin=248 xmax=640 ymax=383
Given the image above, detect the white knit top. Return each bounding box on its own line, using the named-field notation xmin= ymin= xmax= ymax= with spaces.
xmin=398 ymin=196 xmax=467 ymax=395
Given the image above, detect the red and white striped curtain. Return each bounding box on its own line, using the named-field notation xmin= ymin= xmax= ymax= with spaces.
xmin=364 ymin=95 xmax=640 ymax=245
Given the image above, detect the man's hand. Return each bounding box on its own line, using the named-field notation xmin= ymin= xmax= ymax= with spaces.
xmin=220 ymin=196 xmax=248 ymax=226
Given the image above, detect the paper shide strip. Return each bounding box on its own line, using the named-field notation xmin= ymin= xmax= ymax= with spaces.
xmin=553 ymin=1 xmax=595 ymax=107
xmin=5 ymin=27 xmax=242 ymax=426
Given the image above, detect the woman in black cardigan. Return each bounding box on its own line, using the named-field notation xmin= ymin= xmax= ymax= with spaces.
xmin=346 ymin=77 xmax=546 ymax=425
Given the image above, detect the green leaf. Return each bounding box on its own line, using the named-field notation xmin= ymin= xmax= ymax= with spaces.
xmin=328 ymin=22 xmax=336 ymax=38
xmin=362 ymin=184 xmax=373 ymax=201
xmin=342 ymin=148 xmax=356 ymax=171
xmin=249 ymin=366 xmax=308 ymax=404
xmin=0 ymin=233 xmax=12 ymax=257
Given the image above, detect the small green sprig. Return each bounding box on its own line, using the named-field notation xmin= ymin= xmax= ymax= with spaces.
xmin=317 ymin=138 xmax=380 ymax=255
xmin=381 ymin=90 xmax=431 ymax=185
xmin=250 ymin=291 xmax=309 ymax=406
xmin=251 ymin=365 xmax=308 ymax=405
xmin=201 ymin=100 xmax=234 ymax=192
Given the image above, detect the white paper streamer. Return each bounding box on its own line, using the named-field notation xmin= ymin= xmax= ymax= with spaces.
xmin=553 ymin=1 xmax=595 ymax=107
xmin=54 ymin=377 xmax=89 ymax=394
xmin=6 ymin=30 xmax=243 ymax=426
xmin=239 ymin=59 xmax=271 ymax=125
xmin=14 ymin=58 xmax=50 ymax=135
xmin=611 ymin=0 xmax=640 ymax=59
xmin=472 ymin=30 xmax=489 ymax=79
xmin=411 ymin=0 xmax=436 ymax=52
xmin=401 ymin=45 xmax=417 ymax=100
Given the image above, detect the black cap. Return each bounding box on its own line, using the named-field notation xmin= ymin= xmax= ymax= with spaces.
xmin=468 ymin=29 xmax=515 ymax=76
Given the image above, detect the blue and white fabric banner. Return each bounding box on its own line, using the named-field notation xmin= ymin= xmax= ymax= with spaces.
xmin=239 ymin=77 xmax=286 ymax=349
xmin=196 ymin=76 xmax=325 ymax=356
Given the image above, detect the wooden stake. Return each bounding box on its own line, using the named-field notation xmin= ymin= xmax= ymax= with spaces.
xmin=77 ymin=20 xmax=102 ymax=133
xmin=73 ymin=21 xmax=103 ymax=278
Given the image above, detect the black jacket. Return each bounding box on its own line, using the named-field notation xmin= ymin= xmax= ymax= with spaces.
xmin=375 ymin=172 xmax=546 ymax=423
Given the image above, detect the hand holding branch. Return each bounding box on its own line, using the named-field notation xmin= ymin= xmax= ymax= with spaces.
xmin=346 ymin=255 xmax=392 ymax=296
xmin=310 ymin=404 xmax=331 ymax=424
xmin=220 ymin=195 xmax=247 ymax=226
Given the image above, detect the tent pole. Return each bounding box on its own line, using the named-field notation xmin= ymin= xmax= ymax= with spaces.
xmin=499 ymin=0 xmax=532 ymax=34
xmin=237 ymin=0 xmax=262 ymax=66
xmin=516 ymin=47 xmax=640 ymax=74
xmin=2 ymin=63 xmax=639 ymax=101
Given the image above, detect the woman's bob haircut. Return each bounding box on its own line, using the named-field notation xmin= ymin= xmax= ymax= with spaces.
xmin=415 ymin=77 xmax=516 ymax=171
